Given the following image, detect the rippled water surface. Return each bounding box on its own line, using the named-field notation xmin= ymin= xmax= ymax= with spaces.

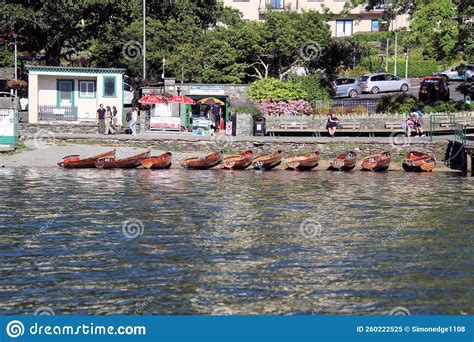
xmin=0 ymin=167 xmax=473 ymax=315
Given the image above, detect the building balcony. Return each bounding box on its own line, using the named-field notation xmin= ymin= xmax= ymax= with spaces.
xmin=259 ymin=0 xmax=292 ymax=13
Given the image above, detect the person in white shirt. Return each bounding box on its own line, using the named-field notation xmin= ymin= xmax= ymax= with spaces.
xmin=129 ymin=107 xmax=138 ymax=136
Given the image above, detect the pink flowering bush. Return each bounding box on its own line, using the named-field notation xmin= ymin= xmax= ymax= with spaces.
xmin=255 ymin=100 xmax=313 ymax=116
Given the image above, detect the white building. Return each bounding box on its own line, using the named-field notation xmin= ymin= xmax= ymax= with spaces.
xmin=222 ymin=0 xmax=409 ymax=37
xmin=27 ymin=66 xmax=127 ymax=125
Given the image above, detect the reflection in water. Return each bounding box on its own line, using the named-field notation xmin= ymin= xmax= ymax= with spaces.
xmin=0 ymin=168 xmax=472 ymax=315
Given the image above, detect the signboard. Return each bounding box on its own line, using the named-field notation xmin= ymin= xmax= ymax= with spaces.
xmin=150 ymin=116 xmax=181 ymax=131
xmin=192 ymin=118 xmax=211 ymax=136
xmin=0 ymin=108 xmax=18 ymax=151
xmin=189 ymin=86 xmax=225 ymax=96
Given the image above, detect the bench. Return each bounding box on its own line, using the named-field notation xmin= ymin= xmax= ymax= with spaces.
xmin=267 ymin=121 xmax=321 ymax=136
xmin=385 ymin=121 xmax=403 ymax=129
xmin=338 ymin=122 xmax=361 ymax=130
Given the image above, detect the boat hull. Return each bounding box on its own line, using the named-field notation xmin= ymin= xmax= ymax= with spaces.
xmin=402 ymin=151 xmax=436 ymax=172
xmin=361 ymin=153 xmax=391 ymax=172
xmin=285 ymin=153 xmax=320 ymax=171
xmin=181 ymin=151 xmax=223 ymax=170
xmin=95 ymin=151 xmax=150 ymax=169
xmin=58 ymin=150 xmax=115 ymax=169
xmin=253 ymin=151 xmax=283 ymax=171
xmin=223 ymin=150 xmax=253 ymax=170
xmin=328 ymin=151 xmax=357 ymax=171
xmin=141 ymin=152 xmax=173 ymax=169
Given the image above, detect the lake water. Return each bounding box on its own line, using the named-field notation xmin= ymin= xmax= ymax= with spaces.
xmin=0 ymin=168 xmax=472 ymax=315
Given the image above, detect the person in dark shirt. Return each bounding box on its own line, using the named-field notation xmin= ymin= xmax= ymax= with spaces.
xmin=96 ymin=104 xmax=106 ymax=134
xmin=211 ymin=104 xmax=221 ymax=133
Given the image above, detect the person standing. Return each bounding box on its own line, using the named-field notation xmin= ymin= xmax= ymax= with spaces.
xmin=211 ymin=104 xmax=221 ymax=133
xmin=413 ymin=108 xmax=425 ymax=137
xmin=111 ymin=106 xmax=118 ymax=133
xmin=96 ymin=104 xmax=106 ymax=134
xmin=104 ymin=106 xmax=113 ymax=135
xmin=130 ymin=107 xmax=138 ymax=136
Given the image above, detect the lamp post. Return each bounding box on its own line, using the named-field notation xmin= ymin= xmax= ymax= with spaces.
xmin=142 ymin=0 xmax=146 ymax=81
xmin=13 ymin=33 xmax=17 ymax=97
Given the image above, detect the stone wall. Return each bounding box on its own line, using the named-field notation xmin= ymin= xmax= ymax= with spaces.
xmin=236 ymin=113 xmax=254 ymax=136
xmin=264 ymin=112 xmax=474 ymax=132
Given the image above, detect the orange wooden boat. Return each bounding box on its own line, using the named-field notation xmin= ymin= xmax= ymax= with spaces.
xmin=253 ymin=150 xmax=283 ymax=171
xmin=223 ymin=150 xmax=254 ymax=170
xmin=141 ymin=152 xmax=173 ymax=169
xmin=361 ymin=152 xmax=392 ymax=172
xmin=181 ymin=151 xmax=223 ymax=170
xmin=285 ymin=152 xmax=320 ymax=171
xmin=95 ymin=151 xmax=151 ymax=169
xmin=58 ymin=150 xmax=115 ymax=169
xmin=402 ymin=151 xmax=436 ymax=172
xmin=329 ymin=151 xmax=357 ymax=171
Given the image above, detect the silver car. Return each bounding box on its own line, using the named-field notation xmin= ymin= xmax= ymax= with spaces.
xmin=334 ymin=77 xmax=361 ymax=98
xmin=358 ymin=73 xmax=410 ymax=94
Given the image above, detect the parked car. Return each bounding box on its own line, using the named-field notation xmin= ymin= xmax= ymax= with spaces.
xmin=0 ymin=91 xmax=28 ymax=111
xmin=333 ymin=77 xmax=361 ymax=98
xmin=357 ymin=73 xmax=410 ymax=94
xmin=432 ymin=64 xmax=474 ymax=82
xmin=418 ymin=77 xmax=450 ymax=103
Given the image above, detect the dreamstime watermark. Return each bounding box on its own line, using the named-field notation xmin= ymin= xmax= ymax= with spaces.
xmin=25 ymin=212 xmax=61 ymax=248
xmin=34 ymin=307 xmax=56 ymax=316
xmin=133 ymin=296 xmax=154 ymax=315
xmin=299 ymin=218 xmax=323 ymax=239
xmin=122 ymin=41 xmax=142 ymax=62
xmin=389 ymin=306 xmax=411 ymax=316
xmin=299 ymin=41 xmax=322 ymax=62
xmin=211 ymin=133 xmax=234 ymax=150
xmin=389 ymin=131 xmax=411 ymax=150
xmin=122 ymin=219 xmax=144 ymax=239
xmin=381 ymin=212 xmax=416 ymax=247
xmin=6 ymin=320 xmax=25 ymax=338
xmin=33 ymin=130 xmax=56 ymax=149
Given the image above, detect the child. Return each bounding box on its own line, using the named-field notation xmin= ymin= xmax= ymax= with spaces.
xmin=406 ymin=114 xmax=415 ymax=137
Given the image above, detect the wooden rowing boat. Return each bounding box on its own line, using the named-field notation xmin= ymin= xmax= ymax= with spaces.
xmin=328 ymin=151 xmax=357 ymax=171
xmin=402 ymin=151 xmax=436 ymax=172
xmin=361 ymin=152 xmax=392 ymax=172
xmin=223 ymin=150 xmax=254 ymax=170
xmin=95 ymin=151 xmax=151 ymax=169
xmin=285 ymin=152 xmax=320 ymax=171
xmin=181 ymin=151 xmax=223 ymax=170
xmin=141 ymin=152 xmax=173 ymax=169
xmin=58 ymin=150 xmax=115 ymax=169
xmin=253 ymin=150 xmax=283 ymax=171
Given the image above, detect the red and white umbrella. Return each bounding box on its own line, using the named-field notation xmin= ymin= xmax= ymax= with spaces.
xmin=138 ymin=94 xmax=166 ymax=104
xmin=168 ymin=95 xmax=196 ymax=105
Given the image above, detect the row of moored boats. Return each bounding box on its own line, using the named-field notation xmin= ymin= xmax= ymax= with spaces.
xmin=58 ymin=150 xmax=436 ymax=172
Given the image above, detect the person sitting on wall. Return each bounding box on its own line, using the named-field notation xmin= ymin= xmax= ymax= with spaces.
xmin=326 ymin=112 xmax=340 ymax=137
xmin=96 ymin=104 xmax=106 ymax=134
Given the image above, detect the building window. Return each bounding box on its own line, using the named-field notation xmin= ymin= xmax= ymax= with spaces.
xmin=371 ymin=19 xmax=380 ymax=32
xmin=103 ymin=76 xmax=116 ymax=97
xmin=79 ymin=81 xmax=95 ymax=98
xmin=336 ymin=20 xmax=353 ymax=37
xmin=269 ymin=0 xmax=284 ymax=9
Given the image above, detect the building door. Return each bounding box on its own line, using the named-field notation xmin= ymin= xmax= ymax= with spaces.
xmin=57 ymin=80 xmax=74 ymax=108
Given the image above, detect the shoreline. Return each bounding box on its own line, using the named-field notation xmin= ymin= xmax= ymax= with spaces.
xmin=0 ymin=140 xmax=461 ymax=173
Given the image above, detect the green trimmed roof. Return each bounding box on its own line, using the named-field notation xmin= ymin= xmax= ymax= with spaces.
xmin=27 ymin=66 xmax=126 ymax=74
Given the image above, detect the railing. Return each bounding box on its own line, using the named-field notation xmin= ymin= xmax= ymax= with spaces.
xmin=38 ymin=105 xmax=78 ymax=121
xmin=429 ymin=114 xmax=455 ymax=141
xmin=259 ymin=0 xmax=288 ymax=12
xmin=313 ymin=100 xmax=378 ymax=114
xmin=453 ymin=123 xmax=467 ymax=144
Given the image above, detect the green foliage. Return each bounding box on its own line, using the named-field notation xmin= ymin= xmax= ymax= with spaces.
xmin=247 ymin=78 xmax=308 ymax=102
xmin=377 ymin=94 xmax=472 ymax=114
xmin=287 ymin=73 xmax=332 ymax=104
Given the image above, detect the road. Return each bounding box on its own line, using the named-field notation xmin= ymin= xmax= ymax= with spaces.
xmin=350 ymin=80 xmax=466 ymax=102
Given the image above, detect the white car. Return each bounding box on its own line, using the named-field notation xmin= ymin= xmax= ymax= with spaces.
xmin=0 ymin=91 xmax=28 ymax=111
xmin=358 ymin=73 xmax=410 ymax=94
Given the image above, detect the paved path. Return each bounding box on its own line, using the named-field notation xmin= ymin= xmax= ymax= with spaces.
xmin=22 ymin=132 xmax=454 ymax=144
